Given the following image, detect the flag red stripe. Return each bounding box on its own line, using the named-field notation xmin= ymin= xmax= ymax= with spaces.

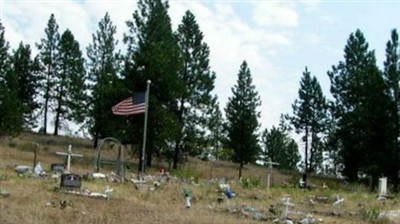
xmin=112 ymin=97 xmax=145 ymax=115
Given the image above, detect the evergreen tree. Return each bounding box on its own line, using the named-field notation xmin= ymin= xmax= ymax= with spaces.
xmin=11 ymin=42 xmax=41 ymax=129
xmin=53 ymin=29 xmax=86 ymax=135
xmin=36 ymin=14 xmax=60 ymax=135
xmin=124 ymin=0 xmax=182 ymax=168
xmin=207 ymin=98 xmax=224 ymax=160
xmin=328 ymin=29 xmax=394 ymax=185
xmin=261 ymin=120 xmax=300 ymax=171
xmin=291 ymin=67 xmax=327 ymax=183
xmin=173 ymin=10 xmax=216 ymax=168
xmin=225 ymin=61 xmax=261 ymax=178
xmin=0 ymin=21 xmax=22 ymax=136
xmin=87 ymin=12 xmax=124 ymax=147
xmin=383 ymin=29 xmax=400 ymax=189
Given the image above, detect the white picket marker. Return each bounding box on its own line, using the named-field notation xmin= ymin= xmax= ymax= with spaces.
xmin=56 ymin=145 xmax=83 ymax=173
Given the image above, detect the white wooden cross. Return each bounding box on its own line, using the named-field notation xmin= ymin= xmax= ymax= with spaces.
xmin=265 ymin=158 xmax=279 ymax=191
xmin=56 ymin=145 xmax=83 ymax=173
xmin=282 ymin=196 xmax=294 ymax=218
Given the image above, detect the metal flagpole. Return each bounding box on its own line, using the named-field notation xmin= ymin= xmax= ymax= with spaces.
xmin=141 ymin=80 xmax=151 ymax=179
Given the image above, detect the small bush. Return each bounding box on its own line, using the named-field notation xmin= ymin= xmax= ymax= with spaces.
xmin=360 ymin=207 xmax=389 ymax=224
xmin=171 ymin=168 xmax=202 ymax=183
xmin=241 ymin=176 xmax=261 ymax=189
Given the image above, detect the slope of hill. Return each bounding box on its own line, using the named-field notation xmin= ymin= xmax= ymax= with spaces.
xmin=0 ymin=133 xmax=398 ymax=224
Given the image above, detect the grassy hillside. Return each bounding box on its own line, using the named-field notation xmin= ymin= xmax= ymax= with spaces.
xmin=0 ymin=133 xmax=399 ymax=224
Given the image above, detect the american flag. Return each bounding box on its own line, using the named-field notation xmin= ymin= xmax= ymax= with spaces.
xmin=112 ymin=92 xmax=146 ymax=115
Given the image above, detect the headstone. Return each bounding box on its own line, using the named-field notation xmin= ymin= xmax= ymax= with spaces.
xmin=60 ymin=173 xmax=82 ymax=190
xmin=378 ymin=177 xmax=387 ymax=197
xmin=14 ymin=165 xmax=31 ymax=175
xmin=0 ymin=189 xmax=10 ymax=197
xmin=56 ymin=145 xmax=83 ymax=173
xmin=51 ymin=163 xmax=65 ymax=173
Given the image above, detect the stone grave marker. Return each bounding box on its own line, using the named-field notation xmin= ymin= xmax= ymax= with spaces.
xmin=14 ymin=165 xmax=31 ymax=175
xmin=60 ymin=173 xmax=82 ymax=190
xmin=378 ymin=177 xmax=387 ymax=197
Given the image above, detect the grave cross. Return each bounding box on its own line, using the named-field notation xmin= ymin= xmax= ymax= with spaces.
xmin=282 ymin=197 xmax=294 ymax=218
xmin=265 ymin=158 xmax=279 ymax=191
xmin=56 ymin=145 xmax=83 ymax=173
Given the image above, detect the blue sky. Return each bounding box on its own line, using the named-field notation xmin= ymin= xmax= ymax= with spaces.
xmin=1 ymin=0 xmax=399 ymax=136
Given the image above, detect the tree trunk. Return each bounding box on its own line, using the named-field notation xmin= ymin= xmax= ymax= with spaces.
xmin=43 ymin=91 xmax=49 ymax=135
xmin=146 ymin=150 xmax=152 ymax=167
xmin=138 ymin=146 xmax=143 ymax=173
xmin=238 ymin=161 xmax=243 ymax=179
xmin=304 ymin=126 xmax=309 ymax=187
xmin=93 ymin=131 xmax=99 ymax=148
xmin=173 ymin=143 xmax=180 ymax=169
xmin=146 ymin=136 xmax=152 ymax=168
xmin=53 ymin=109 xmax=60 ymax=136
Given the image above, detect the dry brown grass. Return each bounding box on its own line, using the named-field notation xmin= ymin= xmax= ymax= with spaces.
xmin=0 ymin=133 xmax=399 ymax=224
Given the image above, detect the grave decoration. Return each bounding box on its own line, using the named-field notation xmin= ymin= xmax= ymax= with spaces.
xmin=58 ymin=174 xmax=114 ymax=200
xmin=332 ymin=195 xmax=344 ymax=215
xmin=282 ymin=196 xmax=295 ymax=218
xmin=34 ymin=162 xmax=45 ymax=176
xmin=240 ymin=204 xmax=267 ymax=221
xmin=60 ymin=187 xmax=114 ymax=199
xmin=224 ymin=188 xmax=236 ymax=209
xmin=94 ymin=137 xmax=126 ymax=181
xmin=51 ymin=163 xmax=65 ymax=173
xmin=183 ymin=188 xmax=192 ymax=208
xmin=55 ymin=145 xmax=83 ymax=173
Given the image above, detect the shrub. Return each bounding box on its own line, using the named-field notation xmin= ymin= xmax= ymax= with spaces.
xmin=171 ymin=168 xmax=202 ymax=183
xmin=241 ymin=176 xmax=261 ymax=189
xmin=360 ymin=207 xmax=390 ymax=224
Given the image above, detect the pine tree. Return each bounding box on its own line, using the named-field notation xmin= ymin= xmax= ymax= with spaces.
xmin=225 ymin=61 xmax=261 ymax=178
xmin=53 ymin=29 xmax=86 ymax=135
xmin=124 ymin=0 xmax=182 ymax=168
xmin=383 ymin=29 xmax=400 ymax=190
xmin=261 ymin=120 xmax=300 ymax=171
xmin=87 ymin=12 xmax=124 ymax=147
xmin=328 ymin=29 xmax=394 ymax=185
xmin=207 ymin=98 xmax=224 ymax=160
xmin=0 ymin=21 xmax=22 ymax=136
xmin=36 ymin=14 xmax=60 ymax=135
xmin=11 ymin=42 xmax=41 ymax=129
xmin=173 ymin=10 xmax=216 ymax=168
xmin=291 ymin=67 xmax=327 ymax=183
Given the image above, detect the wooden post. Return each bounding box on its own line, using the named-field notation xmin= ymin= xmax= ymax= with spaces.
xmin=33 ymin=146 xmax=37 ymax=168
xmin=265 ymin=158 xmax=279 ymax=191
